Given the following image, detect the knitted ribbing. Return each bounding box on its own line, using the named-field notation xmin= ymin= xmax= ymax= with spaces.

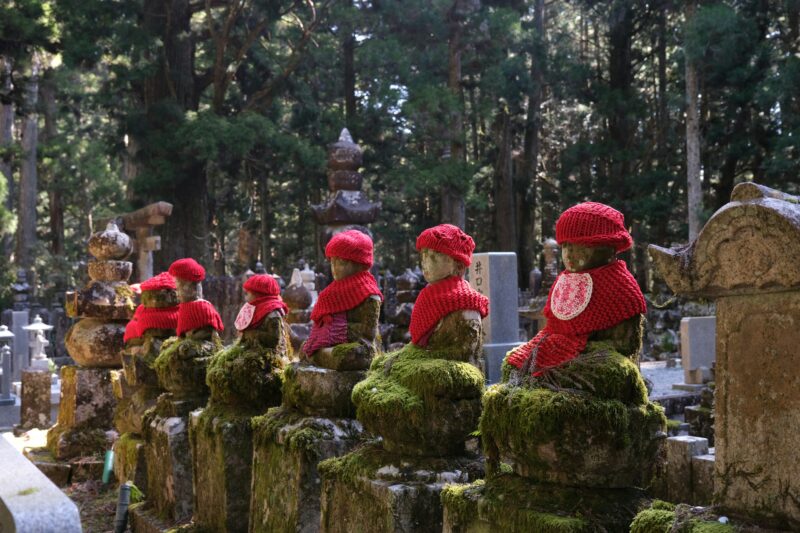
xmin=140 ymin=271 xmax=176 ymax=291
xmin=169 ymin=258 xmax=206 ymax=283
xmin=556 ymin=202 xmax=633 ymax=252
xmin=124 ymin=305 xmax=143 ymax=342
xmin=326 ymin=230 xmax=374 ymax=267
xmin=236 ymin=294 xmax=288 ymax=331
xmin=243 ymin=274 xmax=280 ymax=297
xmin=177 ymin=299 xmax=224 ymax=336
xmin=507 ymin=260 xmax=645 ymax=372
xmin=416 ymin=224 xmax=476 ymax=266
xmin=310 ymin=270 xmax=382 ymax=322
xmin=409 ymin=276 xmax=489 ymax=346
xmin=302 ymin=312 xmax=348 ymax=356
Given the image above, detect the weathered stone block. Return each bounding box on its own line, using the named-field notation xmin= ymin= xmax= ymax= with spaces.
xmin=113 ymin=386 xmax=161 ymax=435
xmin=20 ymin=369 xmax=52 ymax=430
xmin=665 ymin=435 xmax=708 ymax=504
xmin=190 ymin=407 xmax=254 ymax=533
xmin=441 ymin=474 xmax=649 ymax=533
xmin=144 ymin=413 xmax=194 ymax=522
xmin=47 ymin=366 xmax=117 ymax=460
xmin=64 ymin=318 xmax=126 ymax=367
xmin=680 ymin=316 xmax=715 ymax=384
xmin=318 ymin=442 xmax=482 ymax=533
xmin=71 ymin=457 xmax=104 ymax=482
xmin=249 ymin=408 xmax=364 ymax=533
xmin=114 ymin=433 xmax=147 ymax=491
xmin=153 ymin=336 xmax=215 ymax=399
xmin=692 ymin=453 xmax=715 ymax=505
xmin=24 ymin=448 xmax=71 ymax=487
xmin=282 ymin=363 xmax=365 ymax=419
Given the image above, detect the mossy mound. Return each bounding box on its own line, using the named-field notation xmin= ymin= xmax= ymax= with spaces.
xmin=252 ymin=406 xmax=364 ymax=458
xmin=206 ymin=340 xmax=284 ymax=411
xmin=153 ymin=334 xmax=221 ymax=398
xmin=312 ymin=342 xmax=372 ymax=371
xmin=441 ymin=473 xmax=650 ymax=533
xmin=630 ymin=503 xmax=736 ymax=533
xmin=481 ymin=381 xmax=665 ymax=487
xmin=352 ymin=343 xmax=484 ymax=455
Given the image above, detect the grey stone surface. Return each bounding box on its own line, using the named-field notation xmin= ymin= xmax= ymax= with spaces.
xmin=680 ymin=316 xmax=716 ymax=384
xmin=692 ymin=453 xmax=715 ymax=505
xmin=11 ymin=310 xmax=29 ymax=382
xmin=144 ymin=414 xmax=194 ymax=522
xmin=0 ymin=436 xmax=82 ymax=533
xmin=19 ymin=369 xmax=51 ymax=429
xmin=467 ymin=252 xmax=522 ymax=383
xmin=665 ymin=435 xmax=709 ymax=504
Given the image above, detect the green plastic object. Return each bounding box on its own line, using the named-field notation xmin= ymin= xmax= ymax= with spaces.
xmin=102 ymin=450 xmax=115 ymax=484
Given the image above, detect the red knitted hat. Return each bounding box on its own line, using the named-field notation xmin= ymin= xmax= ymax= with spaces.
xmin=325 ymin=230 xmax=374 ymax=267
xmin=243 ymin=274 xmax=280 ymax=296
xmin=140 ymin=271 xmax=177 ymax=292
xmin=176 ymin=299 xmax=224 ymax=336
xmin=416 ymin=224 xmax=475 ymax=266
xmin=555 ymin=202 xmax=633 ymax=253
xmin=168 ymin=258 xmax=206 ymax=283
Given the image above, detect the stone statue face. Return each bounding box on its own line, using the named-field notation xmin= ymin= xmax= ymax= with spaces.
xmin=142 ymin=289 xmax=178 ymax=308
xmin=244 ymin=290 xmax=256 ymax=303
xmin=561 ymin=243 xmax=615 ymax=273
xmin=331 ymin=257 xmax=368 ymax=281
xmin=175 ymin=279 xmax=202 ymax=303
xmin=420 ymin=248 xmax=464 ymax=283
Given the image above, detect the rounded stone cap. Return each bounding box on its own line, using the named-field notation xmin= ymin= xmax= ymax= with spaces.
xmin=88 ymin=223 xmax=132 ymax=260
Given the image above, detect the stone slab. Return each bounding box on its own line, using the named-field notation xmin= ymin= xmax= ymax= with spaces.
xmin=129 ymin=502 xmax=190 ymax=533
xmin=23 ymin=448 xmax=72 ymax=487
xmin=665 ymin=435 xmax=709 ymax=505
xmin=0 ymin=436 xmax=81 ymax=533
xmin=144 ymin=414 xmax=194 ymax=522
xmin=114 ymin=433 xmax=147 ymax=491
xmin=692 ymin=453 xmax=715 ymax=505
xmin=680 ymin=316 xmax=716 ymax=384
xmin=190 ymin=408 xmax=254 ymax=533
xmin=10 ymin=310 xmax=29 ymax=382
xmin=250 ymin=413 xmax=364 ymax=533
xmin=71 ymin=457 xmax=105 ymax=482
xmin=19 ymin=369 xmax=51 ymax=430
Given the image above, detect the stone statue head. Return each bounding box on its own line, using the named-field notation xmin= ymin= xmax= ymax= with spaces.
xmin=561 ymin=243 xmax=616 ymax=273
xmin=331 ymin=258 xmax=369 ymax=281
xmin=420 ymin=248 xmax=465 ymax=283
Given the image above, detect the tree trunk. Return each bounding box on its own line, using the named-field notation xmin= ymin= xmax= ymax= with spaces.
xmin=344 ymin=33 xmax=356 ymax=129
xmin=259 ymin=170 xmax=271 ymax=269
xmin=493 ymin=108 xmax=516 ymax=251
xmin=16 ymin=55 xmax=40 ymax=269
xmin=41 ymin=68 xmax=64 ymax=257
xmin=656 ymin=3 xmax=668 ymax=161
xmin=607 ymin=0 xmax=634 ymax=206
xmin=0 ymin=56 xmax=13 ymax=254
xmin=685 ymin=1 xmax=703 ymax=241
xmin=518 ymin=0 xmax=544 ymax=287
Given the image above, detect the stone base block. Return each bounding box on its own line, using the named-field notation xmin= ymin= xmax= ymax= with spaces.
xmin=249 ymin=408 xmax=364 ymax=533
xmin=71 ymin=457 xmax=105 ymax=482
xmin=318 ymin=442 xmax=483 ymax=533
xmin=114 ymin=433 xmax=147 ymax=491
xmin=114 ymin=386 xmax=161 ymax=435
xmin=47 ymin=366 xmax=117 ymax=460
xmin=665 ymin=435 xmax=709 ymax=505
xmin=20 ymin=369 xmax=52 ymax=430
xmin=23 ymin=448 xmax=72 ymax=487
xmin=129 ymin=502 xmax=193 ymax=533
xmin=282 ymin=363 xmax=365 ymax=419
xmin=691 ymin=454 xmax=715 ymax=505
xmin=144 ymin=413 xmax=194 ymax=522
xmin=190 ymin=407 xmax=255 ymax=533
xmin=442 ymin=474 xmax=649 ymax=532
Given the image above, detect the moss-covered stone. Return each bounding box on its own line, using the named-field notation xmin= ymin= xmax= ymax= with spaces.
xmin=589 ymin=315 xmax=645 ymax=360
xmin=113 ymin=433 xmax=147 ymax=490
xmin=249 ymin=407 xmax=365 ymax=532
xmin=309 ymin=297 xmax=382 ymax=371
xmin=189 ymin=405 xmax=255 ymax=532
xmin=630 ymin=509 xmax=675 ymax=533
xmin=441 ymin=473 xmax=650 ymax=533
xmin=143 ymin=412 xmax=194 ymax=522
xmin=282 ymin=363 xmax=364 ymax=418
xmin=352 ymin=342 xmax=484 ymax=456
xmin=480 ymin=380 xmax=666 ymax=487
xmin=154 ymin=334 xmax=221 ymax=399
xmin=630 ymin=504 xmax=737 ymax=533
xmin=206 ymin=340 xmax=283 ymax=411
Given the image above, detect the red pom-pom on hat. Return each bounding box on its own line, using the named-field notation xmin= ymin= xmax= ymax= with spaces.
xmin=555 ymin=202 xmax=633 ymax=253
xmin=169 ymin=258 xmax=206 ymax=283
xmin=415 ymin=224 xmax=475 ymax=266
xmin=140 ymin=271 xmax=177 ymax=292
xmin=325 ymin=230 xmax=374 ymax=267
xmin=243 ymin=274 xmax=280 ymax=296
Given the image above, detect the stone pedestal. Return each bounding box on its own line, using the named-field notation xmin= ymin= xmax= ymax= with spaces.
xmin=649 ymin=182 xmax=800 ymax=529
xmin=113 ymin=433 xmax=147 ymax=490
xmin=319 ymin=442 xmax=482 ymax=533
xmin=190 ymin=408 xmax=255 ymax=533
xmin=19 ymin=369 xmax=51 ymax=430
xmin=249 ymin=408 xmax=364 ymax=533
xmin=143 ymin=408 xmax=194 ymax=522
xmin=47 ymin=366 xmax=116 ymax=460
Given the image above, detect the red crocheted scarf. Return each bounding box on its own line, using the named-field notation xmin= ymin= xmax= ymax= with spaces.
xmin=310 ymin=270 xmax=382 ymax=322
xmin=507 ymin=259 xmax=645 ymax=373
xmin=124 ymin=304 xmax=178 ymax=342
xmin=235 ymin=295 xmax=288 ymax=331
xmin=409 ymin=276 xmax=489 ymax=346
xmin=177 ymin=299 xmax=225 ymax=336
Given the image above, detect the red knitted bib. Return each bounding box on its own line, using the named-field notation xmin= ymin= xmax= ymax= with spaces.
xmin=124 ymin=304 xmax=179 ymax=342
xmin=235 ymin=295 xmax=288 ymax=331
xmin=409 ymin=276 xmax=489 ymax=346
xmin=507 ymin=260 xmax=645 ymax=373
xmin=177 ymin=299 xmax=225 ymax=336
xmin=310 ymin=270 xmax=382 ymax=322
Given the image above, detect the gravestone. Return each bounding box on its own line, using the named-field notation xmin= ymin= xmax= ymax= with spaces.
xmin=680 ymin=316 xmax=716 ymax=384
xmin=467 ymin=252 xmax=520 ymax=383
xmin=650 ymin=182 xmax=800 ymax=530
xmin=10 ymin=310 xmax=30 ymax=382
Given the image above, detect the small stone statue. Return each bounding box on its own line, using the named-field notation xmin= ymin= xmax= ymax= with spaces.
xmin=302 ymin=230 xmax=383 ymax=371
xmin=206 ymin=274 xmax=289 ymax=409
xmin=352 ymin=224 xmax=489 ymax=455
xmin=154 ymin=258 xmax=224 ymax=400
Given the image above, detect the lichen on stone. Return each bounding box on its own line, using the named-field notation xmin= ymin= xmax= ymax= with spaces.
xmin=206 ymin=340 xmax=284 ymax=411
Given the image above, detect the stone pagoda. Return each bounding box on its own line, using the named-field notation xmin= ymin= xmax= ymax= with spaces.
xmin=47 ymin=222 xmax=136 ymax=460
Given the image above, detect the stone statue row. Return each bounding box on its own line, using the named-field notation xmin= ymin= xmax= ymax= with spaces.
xmin=119 ymin=204 xmax=664 ymax=532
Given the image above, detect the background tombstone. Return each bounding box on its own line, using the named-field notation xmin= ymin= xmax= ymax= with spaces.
xmin=680 ymin=316 xmax=716 ymax=384
xmin=0 ymin=327 xmax=15 ymax=406
xmin=467 ymin=252 xmax=521 ymax=383
xmin=650 ymin=182 xmax=800 ymax=530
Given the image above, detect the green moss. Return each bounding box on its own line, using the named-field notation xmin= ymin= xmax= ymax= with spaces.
xmin=206 ymin=340 xmax=284 ymax=411
xmin=331 ymin=342 xmax=363 ymax=360
xmin=17 ymin=488 xmax=39 ymax=496
xmin=129 ymin=483 xmax=145 ymax=503
xmin=116 ymin=433 xmax=142 ymax=472
xmin=153 ymin=335 xmax=219 ymax=397
xmin=630 ymin=509 xmax=675 ymax=533
xmin=652 ymin=499 xmax=676 ymax=511
xmin=589 ymin=315 xmax=645 ymax=359
xmin=501 ymin=358 xmax=515 ymax=383
xmin=252 ymin=407 xmax=335 ymax=457
xmin=689 ymin=523 xmax=734 ymax=533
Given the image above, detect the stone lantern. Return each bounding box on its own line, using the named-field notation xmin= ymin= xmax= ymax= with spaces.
xmin=22 ymin=315 xmax=53 ymax=371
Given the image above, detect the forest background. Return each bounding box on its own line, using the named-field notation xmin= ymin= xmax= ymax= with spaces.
xmin=1 ymin=0 xmax=799 ymax=306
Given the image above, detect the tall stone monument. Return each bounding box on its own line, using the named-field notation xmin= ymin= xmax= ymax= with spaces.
xmin=311 ymin=129 xmax=380 ymax=247
xmin=649 ymin=182 xmax=800 ymax=530
xmin=48 ymin=223 xmax=136 ymax=460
